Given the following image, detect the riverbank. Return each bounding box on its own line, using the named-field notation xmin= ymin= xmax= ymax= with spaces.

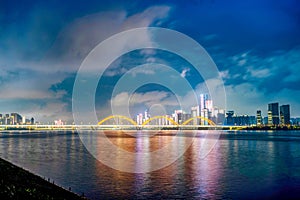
xmin=0 ymin=157 xmax=86 ymax=199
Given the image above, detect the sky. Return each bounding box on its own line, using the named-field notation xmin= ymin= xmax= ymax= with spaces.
xmin=0 ymin=0 xmax=300 ymax=123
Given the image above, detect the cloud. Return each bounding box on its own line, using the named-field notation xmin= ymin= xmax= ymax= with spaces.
xmin=180 ymin=68 xmax=190 ymax=78
xmin=130 ymin=91 xmax=177 ymax=106
xmin=2 ymin=1 xmax=300 ymax=122
xmin=43 ymin=6 xmax=171 ymax=73
xmin=111 ymin=91 xmax=178 ymax=107
xmin=0 ymin=98 xmax=70 ymax=123
xmin=203 ymin=34 xmax=218 ymax=41
xmin=128 ymin=67 xmax=156 ymax=77
xmin=140 ymin=48 xmax=157 ymax=57
xmin=248 ymin=68 xmax=270 ymax=78
xmin=104 ymin=67 xmax=128 ymax=77
xmin=109 ymin=90 xmax=179 ymax=116
xmin=0 ymin=6 xmax=172 ymax=122
xmin=1 ymin=5 xmax=171 ymax=75
xmin=213 ymin=47 xmax=300 ymax=116
xmin=0 ymin=88 xmax=61 ymax=100
xmin=220 ymin=47 xmax=300 ymax=91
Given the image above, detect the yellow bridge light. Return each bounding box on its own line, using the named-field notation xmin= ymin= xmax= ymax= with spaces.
xmin=97 ymin=115 xmax=215 ymax=127
xmin=142 ymin=116 xmax=179 ymax=126
xmin=97 ymin=115 xmax=138 ymax=126
xmin=181 ymin=116 xmax=216 ymax=126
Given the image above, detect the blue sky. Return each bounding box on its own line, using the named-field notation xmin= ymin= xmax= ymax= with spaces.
xmin=0 ymin=0 xmax=300 ymax=122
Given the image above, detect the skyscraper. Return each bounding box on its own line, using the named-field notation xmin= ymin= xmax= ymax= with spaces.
xmin=191 ymin=106 xmax=200 ymax=125
xmin=280 ymin=104 xmax=290 ymax=125
xmin=199 ymin=94 xmax=208 ymax=111
xmin=217 ymin=111 xmax=225 ymax=125
xmin=11 ymin=113 xmax=22 ymax=125
xmin=256 ymin=110 xmax=262 ymax=125
xmin=173 ymin=110 xmax=183 ymax=124
xmin=144 ymin=110 xmax=149 ymax=121
xmin=268 ymin=103 xmax=279 ymax=125
xmin=31 ymin=117 xmax=35 ymax=125
xmin=199 ymin=94 xmax=212 ymax=125
xmin=136 ymin=113 xmax=143 ymax=125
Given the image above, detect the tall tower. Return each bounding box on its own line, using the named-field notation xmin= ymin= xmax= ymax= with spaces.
xmin=191 ymin=106 xmax=200 ymax=125
xmin=280 ymin=105 xmax=290 ymax=125
xmin=268 ymin=103 xmax=279 ymax=125
xmin=256 ymin=110 xmax=262 ymax=125
xmin=144 ymin=110 xmax=149 ymax=121
xmin=199 ymin=94 xmax=211 ymax=125
xmin=136 ymin=113 xmax=143 ymax=125
xmin=199 ymin=94 xmax=208 ymax=110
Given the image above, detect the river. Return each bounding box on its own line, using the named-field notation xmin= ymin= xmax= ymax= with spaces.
xmin=1 ymin=130 xmax=300 ymax=199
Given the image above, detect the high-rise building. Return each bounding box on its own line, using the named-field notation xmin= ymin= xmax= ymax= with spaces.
xmin=267 ymin=110 xmax=272 ymax=125
xmin=217 ymin=113 xmax=225 ymax=125
xmin=268 ymin=103 xmax=279 ymax=125
xmin=234 ymin=115 xmax=253 ymax=126
xmin=164 ymin=115 xmax=172 ymax=125
xmin=263 ymin=117 xmax=268 ymax=125
xmin=182 ymin=113 xmax=191 ymax=124
xmin=226 ymin=111 xmax=235 ymax=125
xmin=201 ymin=109 xmax=209 ymax=125
xmin=4 ymin=114 xmax=10 ymax=125
xmin=11 ymin=113 xmax=22 ymax=125
xmin=199 ymin=94 xmax=208 ymax=110
xmin=136 ymin=113 xmax=143 ymax=125
xmin=173 ymin=110 xmax=183 ymax=124
xmin=256 ymin=110 xmax=262 ymax=125
xmin=199 ymin=94 xmax=213 ymax=125
xmin=144 ymin=110 xmax=149 ymax=121
xmin=205 ymin=99 xmax=213 ymax=111
xmin=280 ymin=104 xmax=290 ymax=125
xmin=31 ymin=117 xmax=35 ymax=125
xmin=191 ymin=106 xmax=200 ymax=125
xmin=22 ymin=116 xmax=26 ymax=124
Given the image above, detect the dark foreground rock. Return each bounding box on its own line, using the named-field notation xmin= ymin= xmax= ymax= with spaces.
xmin=0 ymin=157 xmax=86 ymax=199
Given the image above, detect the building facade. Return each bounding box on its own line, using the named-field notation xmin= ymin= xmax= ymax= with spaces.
xmin=280 ymin=104 xmax=290 ymax=125
xmin=268 ymin=103 xmax=279 ymax=125
xmin=256 ymin=110 xmax=262 ymax=125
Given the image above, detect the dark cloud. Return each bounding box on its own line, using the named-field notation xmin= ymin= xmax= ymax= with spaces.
xmin=219 ymin=47 xmax=300 ymax=93
xmin=172 ymin=0 xmax=300 ymax=54
xmin=49 ymin=73 xmax=76 ymax=113
xmin=1 ymin=0 xmax=300 ymax=121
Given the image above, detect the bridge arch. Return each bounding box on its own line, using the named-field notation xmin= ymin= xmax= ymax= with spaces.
xmin=182 ymin=116 xmax=216 ymax=126
xmin=97 ymin=115 xmax=216 ymax=127
xmin=142 ymin=116 xmax=179 ymax=126
xmin=97 ymin=115 xmax=138 ymax=126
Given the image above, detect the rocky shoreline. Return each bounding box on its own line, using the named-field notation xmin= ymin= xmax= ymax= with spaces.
xmin=0 ymin=157 xmax=86 ymax=199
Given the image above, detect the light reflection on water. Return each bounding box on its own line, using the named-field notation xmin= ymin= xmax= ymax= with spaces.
xmin=0 ymin=130 xmax=300 ymax=199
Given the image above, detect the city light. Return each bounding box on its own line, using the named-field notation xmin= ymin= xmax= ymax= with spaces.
xmin=1 ymin=95 xmax=298 ymax=128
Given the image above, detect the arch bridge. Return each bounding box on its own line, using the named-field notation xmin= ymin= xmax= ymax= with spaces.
xmin=97 ymin=115 xmax=216 ymax=128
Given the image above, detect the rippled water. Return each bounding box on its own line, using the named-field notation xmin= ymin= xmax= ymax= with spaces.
xmin=1 ymin=130 xmax=300 ymax=199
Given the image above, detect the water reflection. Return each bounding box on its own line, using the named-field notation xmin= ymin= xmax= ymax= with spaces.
xmin=87 ymin=130 xmax=196 ymax=173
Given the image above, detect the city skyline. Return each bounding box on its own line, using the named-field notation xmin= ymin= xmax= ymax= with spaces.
xmin=1 ymin=94 xmax=298 ymax=126
xmin=121 ymin=95 xmax=296 ymax=126
xmin=0 ymin=0 xmax=300 ymax=122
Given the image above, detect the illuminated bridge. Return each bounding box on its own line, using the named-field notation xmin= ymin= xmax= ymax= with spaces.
xmin=0 ymin=115 xmax=247 ymax=131
xmin=96 ymin=115 xmax=218 ymax=130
